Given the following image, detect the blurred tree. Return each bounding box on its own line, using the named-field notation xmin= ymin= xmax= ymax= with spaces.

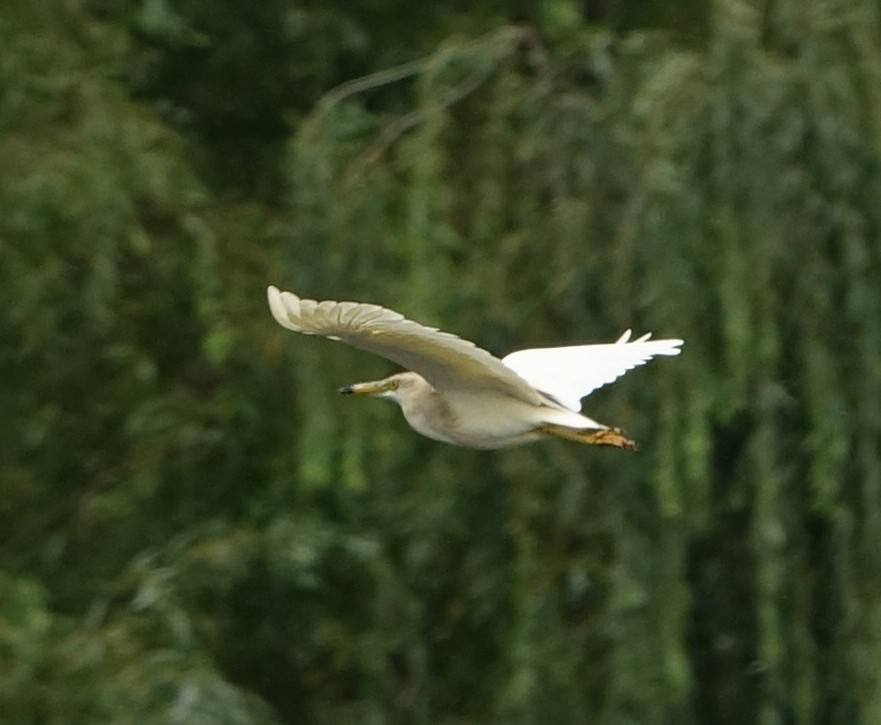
xmin=2 ymin=0 xmax=881 ymax=723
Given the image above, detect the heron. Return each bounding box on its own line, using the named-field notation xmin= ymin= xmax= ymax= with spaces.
xmin=267 ymin=286 xmax=682 ymax=450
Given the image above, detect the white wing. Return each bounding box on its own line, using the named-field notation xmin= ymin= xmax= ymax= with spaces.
xmin=268 ymin=286 xmax=543 ymax=403
xmin=501 ymin=330 xmax=683 ymax=412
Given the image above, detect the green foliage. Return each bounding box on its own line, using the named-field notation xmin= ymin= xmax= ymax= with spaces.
xmin=3 ymin=0 xmax=881 ymax=722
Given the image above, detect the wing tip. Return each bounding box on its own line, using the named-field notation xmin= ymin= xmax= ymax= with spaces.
xmin=617 ymin=329 xmax=683 ymax=353
xmin=267 ymin=284 xmax=303 ymax=330
xmin=664 ymin=339 xmax=684 ymax=355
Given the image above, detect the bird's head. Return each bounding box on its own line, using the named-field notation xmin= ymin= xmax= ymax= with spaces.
xmin=338 ymin=372 xmax=425 ymax=405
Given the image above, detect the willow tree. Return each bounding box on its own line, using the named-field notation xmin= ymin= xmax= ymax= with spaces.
xmin=281 ymin=1 xmax=881 ymax=722
xmin=3 ymin=0 xmax=881 ymax=723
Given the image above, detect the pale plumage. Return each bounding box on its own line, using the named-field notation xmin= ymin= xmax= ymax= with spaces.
xmin=267 ymin=286 xmax=682 ymax=450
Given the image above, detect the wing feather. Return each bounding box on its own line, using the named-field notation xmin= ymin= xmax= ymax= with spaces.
xmin=501 ymin=329 xmax=683 ymax=412
xmin=268 ymin=286 xmax=542 ymax=403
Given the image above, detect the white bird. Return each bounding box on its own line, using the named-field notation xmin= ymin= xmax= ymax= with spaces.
xmin=267 ymin=286 xmax=682 ymax=450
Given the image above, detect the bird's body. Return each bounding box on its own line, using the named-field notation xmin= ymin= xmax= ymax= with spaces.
xmin=268 ymin=286 xmax=682 ymax=450
xmin=354 ymin=371 xmax=591 ymax=449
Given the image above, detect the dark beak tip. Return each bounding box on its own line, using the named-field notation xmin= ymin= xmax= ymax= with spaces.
xmin=338 ymin=386 xmax=353 ymax=395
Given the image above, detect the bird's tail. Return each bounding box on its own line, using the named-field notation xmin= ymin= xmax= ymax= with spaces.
xmin=539 ymin=424 xmax=637 ymax=450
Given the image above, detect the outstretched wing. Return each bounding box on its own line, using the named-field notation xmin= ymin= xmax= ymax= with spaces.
xmin=501 ymin=330 xmax=683 ymax=412
xmin=268 ymin=286 xmax=542 ymax=403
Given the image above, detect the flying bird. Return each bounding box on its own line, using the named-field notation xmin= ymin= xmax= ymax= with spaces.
xmin=267 ymin=286 xmax=682 ymax=450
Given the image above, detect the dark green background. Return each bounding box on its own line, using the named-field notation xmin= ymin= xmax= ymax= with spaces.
xmin=3 ymin=0 xmax=881 ymax=722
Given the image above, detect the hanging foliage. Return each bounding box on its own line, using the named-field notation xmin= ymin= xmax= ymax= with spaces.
xmin=2 ymin=0 xmax=881 ymax=722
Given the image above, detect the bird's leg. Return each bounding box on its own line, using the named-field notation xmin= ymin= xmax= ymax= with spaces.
xmin=538 ymin=424 xmax=638 ymax=451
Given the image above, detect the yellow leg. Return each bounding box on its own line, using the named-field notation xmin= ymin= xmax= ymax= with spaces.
xmin=538 ymin=424 xmax=638 ymax=450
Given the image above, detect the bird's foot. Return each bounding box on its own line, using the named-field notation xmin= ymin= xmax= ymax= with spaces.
xmin=581 ymin=427 xmax=638 ymax=450
xmin=539 ymin=424 xmax=637 ymax=450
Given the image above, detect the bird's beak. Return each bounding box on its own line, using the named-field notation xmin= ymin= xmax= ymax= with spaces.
xmin=338 ymin=379 xmax=391 ymax=396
